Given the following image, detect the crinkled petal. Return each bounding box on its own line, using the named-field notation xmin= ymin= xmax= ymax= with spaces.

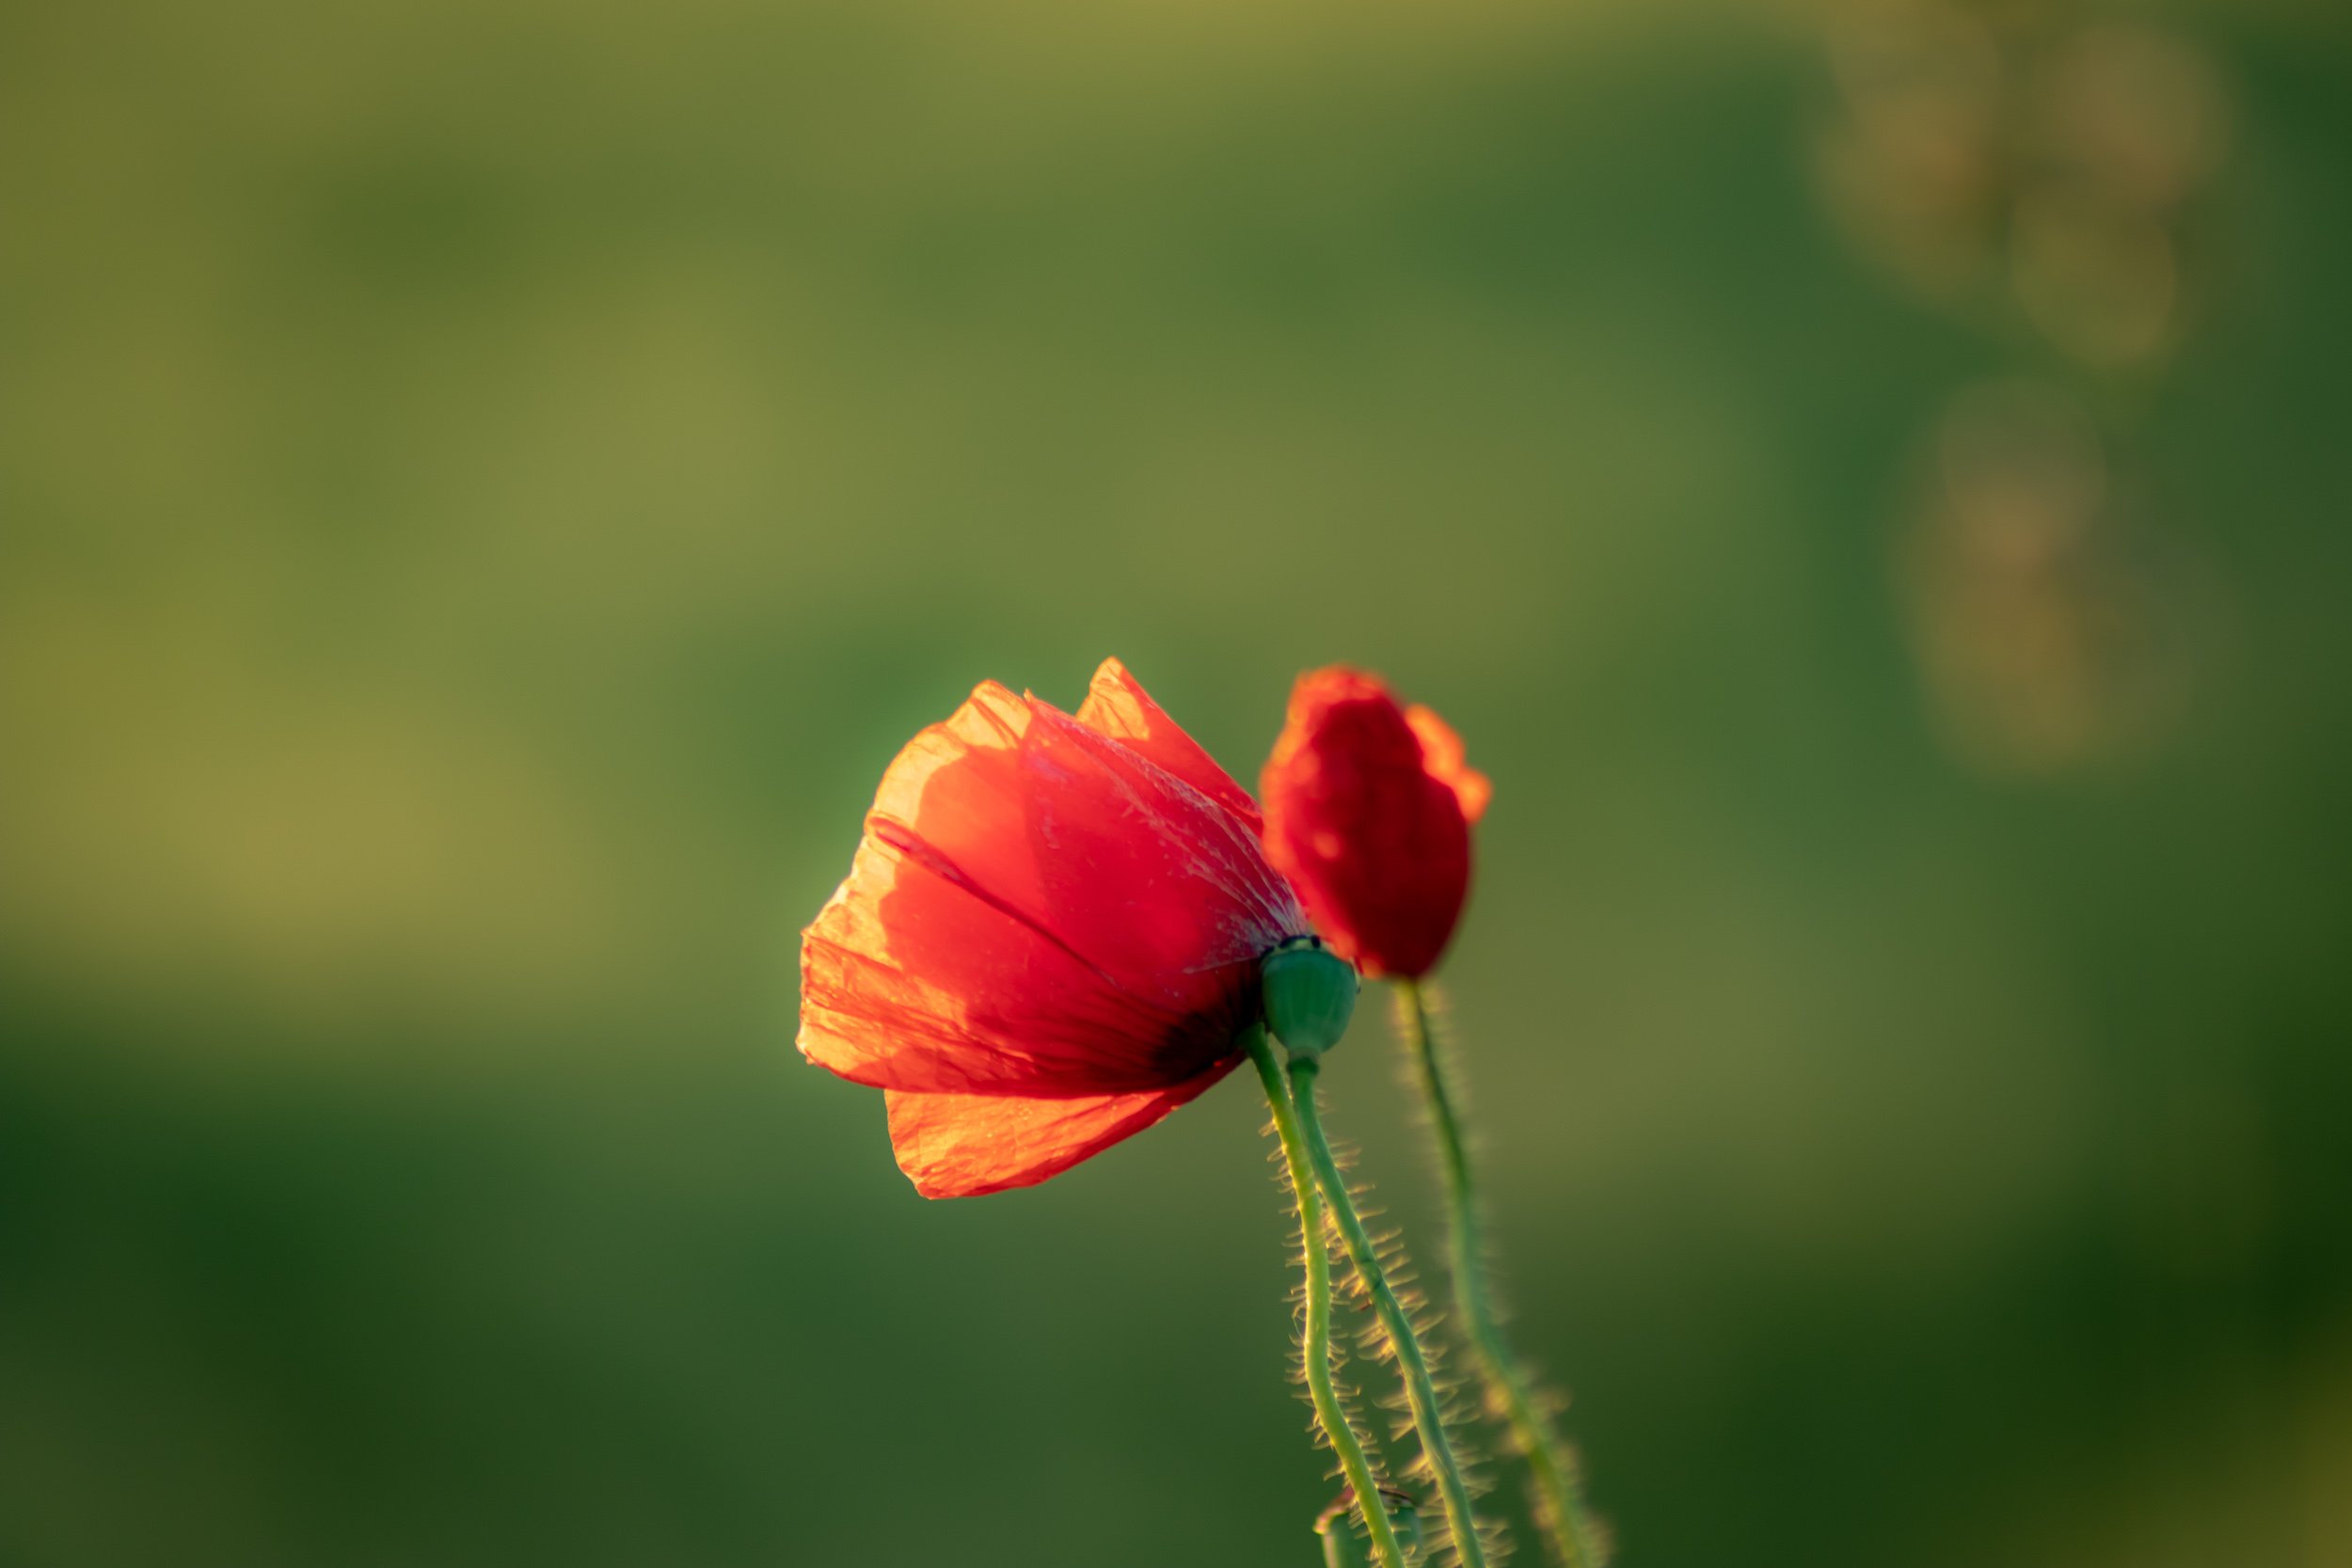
xmin=1074 ymin=657 xmax=1264 ymax=834
xmin=883 ymin=1054 xmax=1239 ymax=1197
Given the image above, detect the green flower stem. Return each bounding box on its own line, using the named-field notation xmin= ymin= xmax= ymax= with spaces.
xmin=1288 ymin=1053 xmax=1490 ymax=1568
xmin=1397 ymin=978 xmax=1606 ymax=1568
xmin=1247 ymin=1026 xmax=1411 ymax=1568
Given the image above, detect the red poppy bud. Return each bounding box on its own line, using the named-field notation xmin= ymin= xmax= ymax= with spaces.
xmin=1260 ymin=668 xmax=1490 ymax=980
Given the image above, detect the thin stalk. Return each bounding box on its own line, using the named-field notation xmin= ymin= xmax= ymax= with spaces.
xmin=1248 ymin=1026 xmax=1412 ymax=1568
xmin=1397 ymin=978 xmax=1607 ymax=1568
xmin=1290 ymin=1054 xmax=1490 ymax=1568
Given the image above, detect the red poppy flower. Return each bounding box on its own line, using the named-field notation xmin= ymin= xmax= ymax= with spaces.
xmin=1260 ymin=667 xmax=1491 ymax=980
xmin=799 ymin=658 xmax=1311 ymax=1197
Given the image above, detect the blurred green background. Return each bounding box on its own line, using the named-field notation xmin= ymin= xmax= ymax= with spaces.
xmin=5 ymin=1 xmax=2349 ymax=1564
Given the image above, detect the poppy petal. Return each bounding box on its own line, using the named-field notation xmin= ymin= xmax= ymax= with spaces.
xmin=1074 ymin=657 xmax=1264 ymax=833
xmin=883 ymin=1055 xmax=1239 ymax=1197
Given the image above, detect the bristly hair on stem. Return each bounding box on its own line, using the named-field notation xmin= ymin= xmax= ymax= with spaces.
xmin=1248 ymin=1026 xmax=1415 ymax=1568
xmin=1316 ymin=1138 xmax=1502 ymax=1508
xmin=1395 ymin=979 xmax=1612 ymax=1568
xmin=1324 ymin=1162 xmax=1510 ymax=1566
xmin=1290 ymin=1054 xmax=1493 ymax=1568
xmin=1272 ymin=1149 xmax=1387 ymax=1493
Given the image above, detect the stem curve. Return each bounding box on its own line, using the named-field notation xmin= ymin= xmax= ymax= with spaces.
xmin=1248 ymin=1026 xmax=1411 ymax=1568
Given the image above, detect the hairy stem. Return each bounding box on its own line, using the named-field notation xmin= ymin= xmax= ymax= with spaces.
xmin=1398 ymin=978 xmax=1607 ymax=1568
xmin=1290 ymin=1054 xmax=1489 ymax=1568
xmin=1248 ymin=1026 xmax=1412 ymax=1568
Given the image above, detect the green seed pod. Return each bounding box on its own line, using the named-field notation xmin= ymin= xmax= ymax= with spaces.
xmin=1316 ymin=1502 xmax=1369 ymax=1568
xmin=1262 ymin=936 xmax=1359 ymax=1061
xmin=1315 ymin=1488 xmax=1421 ymax=1568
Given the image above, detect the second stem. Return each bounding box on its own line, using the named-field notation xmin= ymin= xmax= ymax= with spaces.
xmin=1398 ymin=977 xmax=1606 ymax=1568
